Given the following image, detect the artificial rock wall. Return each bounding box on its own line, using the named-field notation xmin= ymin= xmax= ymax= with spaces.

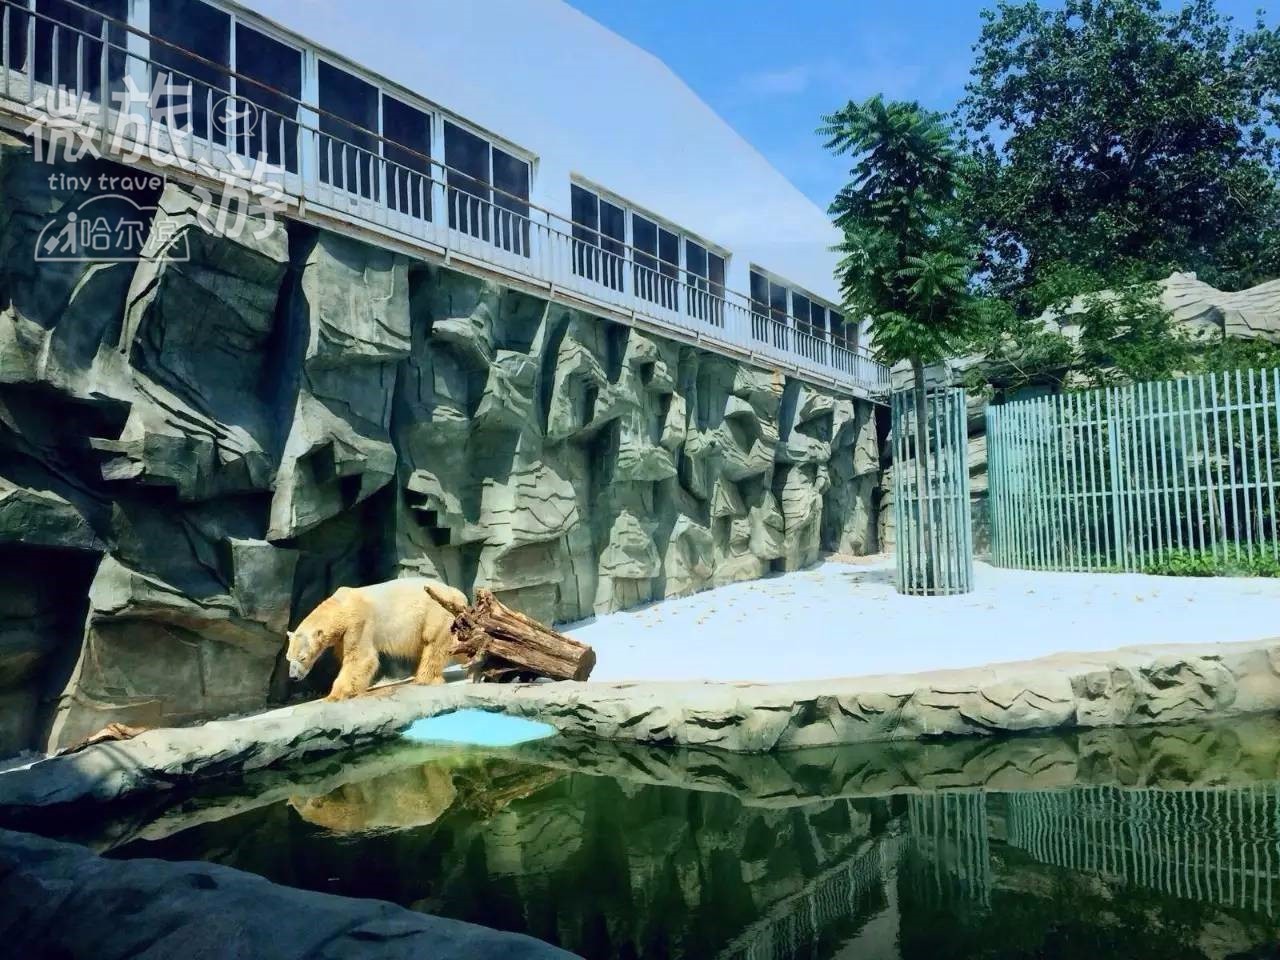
xmin=0 ymin=135 xmax=881 ymax=756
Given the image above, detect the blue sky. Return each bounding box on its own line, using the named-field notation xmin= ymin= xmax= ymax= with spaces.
xmin=569 ymin=0 xmax=1279 ymax=213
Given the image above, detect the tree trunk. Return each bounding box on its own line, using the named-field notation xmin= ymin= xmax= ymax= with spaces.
xmin=911 ymin=356 xmax=938 ymax=592
xmin=425 ymin=586 xmax=596 ymax=683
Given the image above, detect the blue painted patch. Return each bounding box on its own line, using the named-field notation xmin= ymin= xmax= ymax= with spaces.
xmin=400 ymin=709 xmax=557 ymax=747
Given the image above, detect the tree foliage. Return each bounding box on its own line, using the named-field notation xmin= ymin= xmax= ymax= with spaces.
xmin=822 ymin=96 xmax=980 ymax=591
xmin=821 ymin=95 xmax=975 ymax=367
xmin=961 ymin=0 xmax=1280 ymax=311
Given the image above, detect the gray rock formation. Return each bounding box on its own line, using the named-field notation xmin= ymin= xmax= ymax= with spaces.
xmin=0 ymin=828 xmax=575 ymax=959
xmin=0 ymin=134 xmax=881 ymax=756
xmin=1036 ymin=270 xmax=1280 ymax=345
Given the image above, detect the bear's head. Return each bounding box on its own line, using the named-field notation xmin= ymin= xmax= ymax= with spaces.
xmin=285 ymin=623 xmax=333 ymax=680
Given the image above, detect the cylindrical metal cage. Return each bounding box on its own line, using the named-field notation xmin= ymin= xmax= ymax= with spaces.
xmin=891 ymin=386 xmax=974 ymax=595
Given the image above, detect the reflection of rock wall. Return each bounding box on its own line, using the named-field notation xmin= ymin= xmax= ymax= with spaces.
xmin=0 ymin=136 xmax=881 ymax=756
xmin=124 ymin=756 xmax=896 ymax=960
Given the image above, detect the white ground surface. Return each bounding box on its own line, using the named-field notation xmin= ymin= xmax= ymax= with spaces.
xmin=566 ymin=556 xmax=1280 ymax=683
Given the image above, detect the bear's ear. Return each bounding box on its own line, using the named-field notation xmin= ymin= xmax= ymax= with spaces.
xmin=286 ymin=630 xmax=295 ymax=640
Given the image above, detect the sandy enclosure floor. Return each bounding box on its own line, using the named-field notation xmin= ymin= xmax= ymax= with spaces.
xmin=565 ymin=556 xmax=1280 ymax=683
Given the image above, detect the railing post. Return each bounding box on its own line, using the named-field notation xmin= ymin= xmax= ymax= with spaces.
xmin=97 ymin=19 xmax=108 ymax=124
xmin=126 ymin=0 xmax=150 ymax=115
xmin=297 ymin=47 xmax=320 ymax=202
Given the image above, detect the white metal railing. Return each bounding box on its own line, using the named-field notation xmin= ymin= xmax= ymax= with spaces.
xmin=0 ymin=0 xmax=889 ymax=399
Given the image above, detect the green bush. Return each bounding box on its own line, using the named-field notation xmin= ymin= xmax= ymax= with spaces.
xmin=1141 ymin=546 xmax=1280 ymax=578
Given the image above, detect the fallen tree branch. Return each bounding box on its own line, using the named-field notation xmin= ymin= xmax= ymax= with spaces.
xmin=426 ymin=585 xmax=595 ymax=683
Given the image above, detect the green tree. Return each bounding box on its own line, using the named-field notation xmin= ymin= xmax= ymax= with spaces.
xmin=821 ymin=95 xmax=976 ymax=589
xmin=962 ymin=0 xmax=1280 ymax=312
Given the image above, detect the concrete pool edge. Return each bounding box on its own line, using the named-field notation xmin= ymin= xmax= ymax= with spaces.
xmin=2 ymin=635 xmax=1280 ymax=812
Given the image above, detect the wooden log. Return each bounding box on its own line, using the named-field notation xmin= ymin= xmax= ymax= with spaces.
xmin=425 ymin=585 xmax=596 ymax=683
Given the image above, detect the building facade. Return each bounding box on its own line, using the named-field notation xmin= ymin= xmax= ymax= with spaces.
xmin=0 ymin=0 xmax=886 ymax=396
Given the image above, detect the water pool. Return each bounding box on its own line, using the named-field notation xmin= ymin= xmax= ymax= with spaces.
xmin=90 ymin=719 xmax=1280 ymax=958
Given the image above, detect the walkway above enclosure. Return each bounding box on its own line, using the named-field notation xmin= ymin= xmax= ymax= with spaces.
xmin=0 ymin=0 xmax=888 ymax=400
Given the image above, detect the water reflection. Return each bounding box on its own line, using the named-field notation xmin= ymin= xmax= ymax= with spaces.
xmin=107 ymin=724 xmax=1280 ymax=959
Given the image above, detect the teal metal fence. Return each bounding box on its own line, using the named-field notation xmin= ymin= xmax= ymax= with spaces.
xmin=892 ymin=387 xmax=974 ymax=595
xmin=987 ymin=369 xmax=1280 ymax=572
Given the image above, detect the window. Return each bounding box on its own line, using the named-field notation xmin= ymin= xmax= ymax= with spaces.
xmin=768 ymin=280 xmax=790 ymax=348
xmin=145 ymin=4 xmax=305 ymax=172
xmin=830 ymin=311 xmax=855 ymax=350
xmin=810 ymin=300 xmax=827 ymax=340
xmin=151 ymin=0 xmax=230 ymax=139
xmin=318 ymin=61 xmax=379 ymax=200
xmin=571 ymin=183 xmax=725 ymax=315
xmin=685 ymin=240 xmax=707 ymax=317
xmin=382 ymin=95 xmax=430 ymax=219
xmin=632 ymin=211 xmax=681 ymax=312
xmin=791 ymin=291 xmax=811 ymax=336
xmin=657 ymin=226 xmax=680 ymax=310
xmin=708 ymin=251 xmax=726 ymax=326
xmin=445 ymin=121 xmax=488 ymax=238
xmin=570 ymin=184 xmax=624 ymax=290
xmin=750 ymin=270 xmax=770 ymax=341
xmin=33 ymin=0 xmax=127 ymax=102
xmin=446 ymin=121 xmax=530 ymax=255
xmin=233 ymin=23 xmax=302 ymax=173
xmin=751 ymin=269 xmax=838 ymax=351
xmin=492 ymin=147 xmax=531 ymax=255
xmin=682 ymin=243 xmax=726 ymax=326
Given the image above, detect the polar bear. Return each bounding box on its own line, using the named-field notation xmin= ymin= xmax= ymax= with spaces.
xmin=289 ymin=764 xmax=459 ymax=834
xmin=285 ymin=578 xmax=469 ymax=700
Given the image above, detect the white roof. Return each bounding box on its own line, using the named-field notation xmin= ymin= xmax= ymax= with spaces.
xmin=238 ymin=0 xmax=844 ymax=303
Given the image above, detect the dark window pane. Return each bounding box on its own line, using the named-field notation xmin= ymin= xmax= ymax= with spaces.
xmin=6 ymin=3 xmax=29 ymax=79
xmin=571 ymin=184 xmax=598 ymax=281
xmin=445 ymin=120 xmax=490 ymax=238
xmin=234 ymin=24 xmax=301 ymax=173
xmin=571 ymin=183 xmax=598 ymax=234
xmin=831 ymin=311 xmax=852 ymax=349
xmin=810 ymin=301 xmax=827 ymax=339
xmin=685 ymin=241 xmax=707 ymax=279
xmin=769 ymin=281 xmax=790 ymax=349
xmin=632 ymin=215 xmax=656 ymax=254
xmin=658 ymin=229 xmax=678 ymax=267
xmin=708 ymin=253 xmax=725 ymax=294
xmin=151 ymin=0 xmax=230 ymax=139
xmin=34 ymin=0 xmax=127 ymax=101
xmin=381 ymin=94 xmax=430 ymax=219
xmin=770 ymin=282 xmax=789 ymax=324
xmin=318 ymin=61 xmax=379 ymax=200
xmin=657 ymin=228 xmax=678 ymax=311
xmin=706 ymin=252 xmax=725 ymax=326
xmin=792 ymin=292 xmax=810 ymax=328
xmin=599 ymin=198 xmax=624 ymax=290
xmin=632 ymin=214 xmax=659 ymax=302
xmin=492 ymin=149 xmax=528 ymax=201
xmin=750 ymin=271 xmax=769 ymax=341
xmin=491 ymin=147 xmax=528 ymax=255
xmin=685 ymin=240 xmax=708 ymax=318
